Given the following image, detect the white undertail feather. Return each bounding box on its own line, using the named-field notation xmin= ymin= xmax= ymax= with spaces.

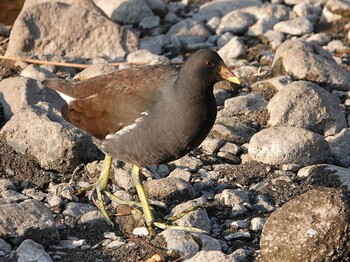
xmin=57 ymin=91 xmax=75 ymax=103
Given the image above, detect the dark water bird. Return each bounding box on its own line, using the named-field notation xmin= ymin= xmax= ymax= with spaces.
xmin=43 ymin=49 xmax=240 ymax=235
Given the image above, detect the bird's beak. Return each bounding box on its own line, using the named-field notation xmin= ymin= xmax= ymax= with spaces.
xmin=219 ymin=65 xmax=241 ymax=85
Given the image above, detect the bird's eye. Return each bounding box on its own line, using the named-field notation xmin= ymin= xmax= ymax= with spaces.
xmin=204 ymin=61 xmax=214 ymax=67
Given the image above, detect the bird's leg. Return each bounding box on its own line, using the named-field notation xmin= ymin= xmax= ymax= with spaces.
xmin=132 ymin=164 xmax=156 ymax=236
xmin=132 ymin=165 xmax=208 ymax=236
xmin=76 ymin=155 xmax=143 ymax=226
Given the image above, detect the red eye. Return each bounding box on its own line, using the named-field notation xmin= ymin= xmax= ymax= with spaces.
xmin=204 ymin=61 xmax=214 ymax=67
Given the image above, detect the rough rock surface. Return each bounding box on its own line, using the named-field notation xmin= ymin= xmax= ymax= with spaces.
xmin=260 ymin=188 xmax=350 ymax=262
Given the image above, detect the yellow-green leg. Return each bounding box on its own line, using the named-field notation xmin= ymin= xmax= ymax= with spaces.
xmin=132 ymin=165 xmax=155 ymax=235
xmin=131 ymin=164 xmax=208 ymax=236
xmin=76 ymin=155 xmax=143 ymax=226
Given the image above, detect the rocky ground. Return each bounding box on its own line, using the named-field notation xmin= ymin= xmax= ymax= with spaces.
xmin=0 ymin=0 xmax=350 ymax=261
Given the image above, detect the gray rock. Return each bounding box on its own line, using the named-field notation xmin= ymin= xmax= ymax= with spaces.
xmin=50 ymin=238 xmax=86 ymax=249
xmin=306 ymin=32 xmax=332 ymax=46
xmin=10 ymin=239 xmax=52 ymax=262
xmin=218 ymin=37 xmax=246 ymax=66
xmin=298 ymin=164 xmax=350 ymax=190
xmin=6 ymin=1 xmax=138 ymax=62
xmin=171 ymin=155 xmax=203 ymax=171
xmin=260 ymin=188 xmax=350 ymax=262
xmin=144 ymin=0 xmax=167 ymax=17
xmin=63 ymin=202 xmax=98 ymax=217
xmin=284 ymin=0 xmax=327 ymax=4
xmin=159 ymin=229 xmax=221 ymax=257
xmin=169 ymin=200 xmax=212 ymax=233
xmin=139 ymin=15 xmax=160 ymax=29
xmin=0 ymin=179 xmax=16 ymax=192
xmin=140 ymin=34 xmax=171 ymax=55
xmin=251 ymin=75 xmax=292 ymax=92
xmin=132 ymin=227 xmax=149 ymax=236
xmin=0 ymin=77 xmax=65 ymax=122
xmin=73 ymin=64 xmax=117 ymax=81
xmin=167 ymin=18 xmax=211 ymax=48
xmin=272 ymin=40 xmax=350 ymax=90
xmin=267 ymin=81 xmax=347 ymax=136
xmin=246 ymin=16 xmax=279 ymax=36
xmin=106 ymin=239 xmax=126 ymax=249
xmin=144 ymin=177 xmax=196 ymax=202
xmin=220 ymin=94 xmax=267 ymax=116
xmin=20 ymin=64 xmax=56 ymax=82
xmin=242 ymin=3 xmax=291 ymax=20
xmin=22 ymin=188 xmax=47 ymax=201
xmin=194 ymin=0 xmax=263 ymax=22
xmin=0 ymin=199 xmax=58 ymax=245
xmin=0 ymin=238 xmax=12 ymax=254
xmin=251 ymin=217 xmax=266 ymax=231
xmin=94 ymin=0 xmax=153 ymax=24
xmin=216 ymin=11 xmax=254 ymax=35
xmin=253 ymin=194 xmax=276 ymax=212
xmin=0 ymin=103 xmax=102 ymax=172
xmin=210 ymin=122 xmax=257 ymax=144
xmin=200 ymin=138 xmax=225 ymax=154
xmin=168 ymin=168 xmax=192 ymax=182
xmin=293 ymin=3 xmax=322 ymax=23
xmin=263 ymin=29 xmax=285 ymax=49
xmin=80 ymin=210 xmax=106 ymax=224
xmin=219 ymin=142 xmax=241 ymax=155
xmin=206 ymin=17 xmax=221 ymax=32
xmin=225 ymin=231 xmax=251 ymax=241
xmin=326 ymin=129 xmax=350 ymax=167
xmin=231 ymin=248 xmax=254 ymax=261
xmin=217 ymin=32 xmax=234 ymax=47
xmin=1 ymin=190 xmax=29 ymax=202
xmin=273 ymin=16 xmax=313 ymax=35
xmin=186 ymin=250 xmax=237 ymax=262
xmin=126 ymin=49 xmax=169 ymax=65
xmin=217 ymin=189 xmax=250 ymax=206
xmin=248 ymin=127 xmax=330 ymax=166
xmin=322 ymin=0 xmax=350 ymax=22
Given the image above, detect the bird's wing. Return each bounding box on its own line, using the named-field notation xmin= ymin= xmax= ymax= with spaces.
xmin=43 ymin=65 xmax=177 ymax=99
xmin=58 ymin=66 xmax=178 ymax=139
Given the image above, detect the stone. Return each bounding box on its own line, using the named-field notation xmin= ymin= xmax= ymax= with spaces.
xmin=210 ymin=122 xmax=257 ymax=145
xmin=218 ymin=189 xmax=250 ymax=206
xmin=326 ymin=128 xmax=350 ymax=167
xmin=0 ymin=238 xmax=12 ymax=254
xmin=246 ymin=16 xmax=279 ymax=36
xmin=159 ymin=229 xmax=221 ymax=257
xmin=20 ymin=64 xmax=56 ymax=82
xmin=200 ymin=138 xmax=225 ymax=154
xmin=186 ymin=250 xmax=237 ymax=262
xmin=132 ymin=227 xmax=149 ymax=236
xmin=194 ymin=0 xmax=263 ymax=22
xmin=22 ymin=188 xmax=46 ymax=201
xmin=248 ymin=127 xmax=330 ymax=166
xmin=9 ymin=239 xmax=52 ymax=262
xmin=1 ymin=190 xmax=29 ymax=202
xmin=169 ymin=200 xmax=212 ymax=233
xmin=251 ymin=75 xmax=292 ymax=92
xmin=218 ymin=37 xmax=246 ymax=66
xmin=272 ymin=40 xmax=350 ymax=91
xmin=63 ymin=202 xmax=98 ymax=217
xmin=93 ymin=0 xmax=153 ymax=24
xmin=216 ymin=11 xmax=254 ymax=35
xmin=297 ymin=164 xmax=350 ymax=190
xmin=6 ymin=1 xmax=138 ymax=62
xmin=139 ymin=16 xmax=160 ymax=29
xmin=322 ymin=0 xmax=350 ymax=23
xmin=267 ymin=81 xmax=347 ymax=136
xmin=251 ymin=217 xmax=266 ymax=231
xmin=140 ymin=34 xmax=171 ymax=55
xmin=0 ymin=77 xmax=65 ymax=122
xmin=220 ymin=94 xmax=267 ymax=116
xmin=126 ymin=49 xmax=169 ymax=65
xmin=0 ymin=104 xmax=102 ymax=172
xmin=171 ymin=155 xmax=203 ymax=171
xmin=73 ymin=64 xmax=117 ymax=81
xmin=50 ymin=238 xmax=86 ymax=249
xmin=0 ymin=199 xmax=58 ymax=245
xmin=0 ymin=179 xmax=16 ymax=192
xmin=144 ymin=177 xmax=196 ymax=203
xmin=260 ymin=188 xmax=350 ymax=261
xmin=263 ymin=29 xmax=285 ymax=49
xmin=80 ymin=211 xmax=106 ymax=224
xmin=167 ymin=18 xmax=211 ymax=48
xmin=306 ymin=32 xmax=332 ymax=46
xmin=273 ymin=16 xmax=314 ymax=36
